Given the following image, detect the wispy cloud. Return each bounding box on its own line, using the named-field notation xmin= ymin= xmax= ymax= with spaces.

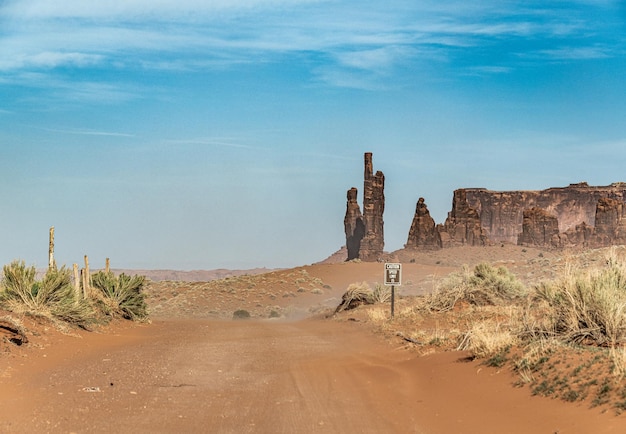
xmin=165 ymin=137 xmax=256 ymax=149
xmin=464 ymin=65 xmax=514 ymax=76
xmin=0 ymin=51 xmax=103 ymax=71
xmin=0 ymin=0 xmax=621 ymax=92
xmin=39 ymin=127 xmax=136 ymax=137
xmin=0 ymin=0 xmax=328 ymax=20
xmin=532 ymin=45 xmax=613 ymax=60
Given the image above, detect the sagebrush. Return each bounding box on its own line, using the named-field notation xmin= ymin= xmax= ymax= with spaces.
xmin=423 ymin=262 xmax=526 ymax=312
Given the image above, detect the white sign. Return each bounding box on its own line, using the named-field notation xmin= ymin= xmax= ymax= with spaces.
xmin=384 ymin=263 xmax=402 ymax=286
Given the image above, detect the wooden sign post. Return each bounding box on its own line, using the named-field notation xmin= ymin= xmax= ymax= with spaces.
xmin=384 ymin=263 xmax=402 ymax=318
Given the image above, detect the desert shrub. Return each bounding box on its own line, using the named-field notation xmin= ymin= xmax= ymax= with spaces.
xmin=371 ymin=283 xmax=391 ymax=304
xmin=269 ymin=310 xmax=281 ymax=318
xmin=335 ymin=282 xmax=392 ymax=313
xmin=0 ymin=261 xmax=95 ymax=328
xmin=91 ymin=271 xmax=148 ymax=321
xmin=532 ymin=257 xmax=626 ymax=346
xmin=233 ymin=309 xmax=251 ymax=320
xmin=424 ymin=263 xmax=526 ymax=312
xmin=458 ymin=319 xmax=517 ymax=359
xmin=335 ymin=281 xmax=372 ymax=313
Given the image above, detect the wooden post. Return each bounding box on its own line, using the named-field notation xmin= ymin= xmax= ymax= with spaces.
xmin=73 ymin=264 xmax=80 ymax=299
xmin=81 ymin=268 xmax=88 ymax=299
xmin=391 ymin=285 xmax=395 ymax=319
xmin=48 ymin=227 xmax=56 ymax=270
xmin=84 ymin=255 xmax=91 ymax=296
xmin=105 ymin=257 xmax=110 ymax=274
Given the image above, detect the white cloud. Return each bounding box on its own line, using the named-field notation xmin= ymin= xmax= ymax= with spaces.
xmin=1 ymin=0 xmax=327 ymax=20
xmin=165 ymin=137 xmax=255 ymax=149
xmin=0 ymin=51 xmax=103 ymax=70
xmin=334 ymin=46 xmax=414 ymax=72
xmin=0 ymin=0 xmax=620 ymax=91
xmin=39 ymin=127 xmax=136 ymax=137
xmin=534 ymin=46 xmax=612 ymax=60
xmin=465 ymin=65 xmax=513 ymax=75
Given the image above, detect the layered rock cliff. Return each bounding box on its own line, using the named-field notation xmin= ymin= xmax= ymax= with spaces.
xmin=406 ymin=182 xmax=626 ymax=250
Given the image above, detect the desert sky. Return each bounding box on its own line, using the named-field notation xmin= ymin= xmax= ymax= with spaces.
xmin=1 ymin=1 xmax=625 ymax=270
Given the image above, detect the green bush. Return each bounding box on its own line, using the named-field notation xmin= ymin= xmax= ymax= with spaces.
xmin=0 ymin=261 xmax=95 ymax=328
xmin=91 ymin=271 xmax=148 ymax=321
xmin=233 ymin=309 xmax=251 ymax=320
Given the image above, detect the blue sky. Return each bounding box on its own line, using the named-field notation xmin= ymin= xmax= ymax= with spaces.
xmin=1 ymin=1 xmax=625 ymax=270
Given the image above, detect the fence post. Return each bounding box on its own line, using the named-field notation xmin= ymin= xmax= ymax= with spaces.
xmin=84 ymin=255 xmax=91 ymax=296
xmin=73 ymin=263 xmax=80 ymax=299
xmin=81 ymin=268 xmax=88 ymax=299
xmin=105 ymin=257 xmax=110 ymax=274
xmin=48 ymin=227 xmax=56 ymax=271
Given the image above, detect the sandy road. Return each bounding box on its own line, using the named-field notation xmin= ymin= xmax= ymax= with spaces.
xmin=2 ymin=318 xmax=626 ymax=434
xmin=0 ymin=319 xmax=422 ymax=433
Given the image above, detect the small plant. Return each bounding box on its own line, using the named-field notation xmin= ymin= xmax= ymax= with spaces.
xmin=269 ymin=310 xmax=281 ymax=318
xmin=233 ymin=309 xmax=251 ymax=320
xmin=425 ymin=263 xmax=526 ymax=312
xmin=486 ymin=350 xmax=509 ymax=368
xmin=91 ymin=271 xmax=148 ymax=321
xmin=335 ymin=282 xmax=372 ymax=313
xmin=533 ymin=254 xmax=626 ymax=346
xmin=371 ymin=284 xmax=391 ymax=304
xmin=0 ymin=261 xmax=95 ymax=328
xmin=457 ymin=319 xmax=517 ymax=359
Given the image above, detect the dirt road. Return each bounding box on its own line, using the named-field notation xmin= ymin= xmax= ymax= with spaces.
xmin=1 ymin=318 xmax=625 ymax=433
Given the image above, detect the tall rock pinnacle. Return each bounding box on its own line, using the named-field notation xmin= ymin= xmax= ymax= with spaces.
xmin=343 ymin=152 xmax=385 ymax=261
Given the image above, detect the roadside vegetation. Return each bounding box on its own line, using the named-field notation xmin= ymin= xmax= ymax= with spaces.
xmin=0 ymin=260 xmax=148 ymax=331
xmin=340 ymin=249 xmax=626 ymax=413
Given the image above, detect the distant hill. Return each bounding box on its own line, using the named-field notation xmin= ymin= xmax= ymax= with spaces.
xmin=109 ymin=268 xmax=277 ymax=282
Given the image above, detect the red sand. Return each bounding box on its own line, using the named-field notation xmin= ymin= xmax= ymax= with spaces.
xmin=1 ymin=317 xmax=625 ymax=433
xmin=2 ymin=251 xmax=626 ymax=433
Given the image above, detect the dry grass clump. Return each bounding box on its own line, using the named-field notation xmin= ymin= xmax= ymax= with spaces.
xmin=0 ymin=261 xmax=95 ymax=328
xmin=371 ymin=284 xmax=391 ymax=304
xmin=422 ymin=262 xmax=526 ymax=312
xmin=458 ymin=319 xmax=518 ymax=361
xmin=91 ymin=271 xmax=148 ymax=321
xmin=335 ymin=282 xmax=373 ymax=313
xmin=335 ymin=282 xmax=391 ymax=313
xmin=0 ymin=261 xmax=149 ymax=331
xmin=531 ymin=254 xmax=626 ymax=347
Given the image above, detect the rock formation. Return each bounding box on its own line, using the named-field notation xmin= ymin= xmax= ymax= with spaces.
xmin=343 ymin=153 xmax=385 ymax=261
xmin=343 ymin=150 xmax=626 ymax=257
xmin=405 ymin=198 xmax=440 ymax=249
xmin=344 ymin=187 xmax=365 ymax=261
xmin=405 ymin=182 xmax=626 ymax=251
xmin=460 ymin=183 xmax=626 ymax=244
xmin=438 ymin=189 xmax=487 ymax=247
xmin=593 ymin=197 xmax=626 ymax=247
xmin=517 ymin=207 xmax=561 ymax=247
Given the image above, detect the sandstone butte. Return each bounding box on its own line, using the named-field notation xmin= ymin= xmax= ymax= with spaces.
xmin=344 ymin=153 xmax=626 ymax=260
